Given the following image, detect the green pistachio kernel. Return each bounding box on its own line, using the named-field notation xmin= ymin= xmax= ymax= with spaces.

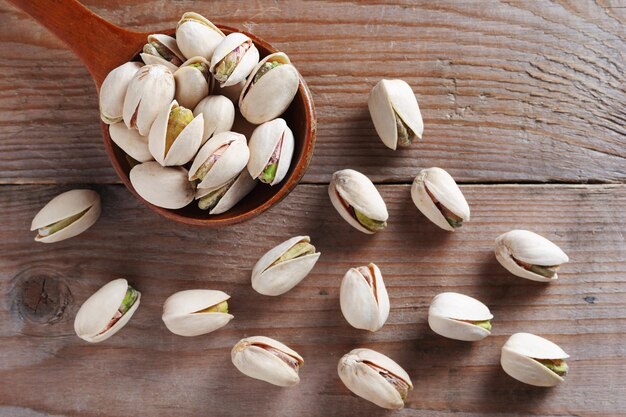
xmin=189 ymin=62 xmax=210 ymax=78
xmin=529 ymin=264 xmax=558 ymax=279
xmin=395 ymin=112 xmax=414 ymax=147
xmin=354 ymin=209 xmax=387 ymax=232
xmin=214 ymin=42 xmax=251 ymax=82
xmin=195 ymin=300 xmax=229 ymax=314
xmin=271 ymin=242 xmax=316 ymax=267
xmin=38 ymin=208 xmax=89 ymax=237
xmin=472 ymin=320 xmax=492 ymax=331
xmin=260 ymin=163 xmax=278 ymax=184
xmin=253 ymin=61 xmax=282 ymax=83
xmin=166 ymin=106 xmax=194 ymax=154
xmin=536 ymin=359 xmax=568 ymax=376
xmin=119 ymin=286 xmax=139 ymax=315
xmin=197 ymin=179 xmax=234 ymax=211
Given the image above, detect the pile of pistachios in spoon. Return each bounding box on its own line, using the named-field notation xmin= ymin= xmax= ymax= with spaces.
xmin=26 ymin=10 xmax=575 ymax=412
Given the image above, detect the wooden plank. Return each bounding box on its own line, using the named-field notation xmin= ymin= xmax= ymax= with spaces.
xmin=1 ymin=183 xmax=624 ymax=416
xmin=0 ymin=0 xmax=624 ymax=185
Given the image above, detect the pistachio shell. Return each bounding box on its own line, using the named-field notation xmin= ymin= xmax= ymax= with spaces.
xmin=247 ymin=118 xmax=295 ymax=185
xmin=123 ymin=64 xmax=175 ymax=136
xmin=130 ymin=162 xmax=194 ymax=209
xmin=202 ymin=170 xmax=258 ymax=215
xmin=428 ymin=292 xmax=493 ymax=341
xmin=193 ymin=95 xmax=235 ymax=144
xmin=501 ymin=333 xmax=569 ymax=387
xmin=189 ymin=131 xmax=249 ymax=192
xmin=411 ymin=167 xmax=470 ymax=232
xmin=213 ymin=79 xmax=245 ymax=102
xmin=495 ymin=230 xmax=569 ymax=282
xmin=338 ymin=348 xmax=413 ymax=410
xmin=99 ymin=61 xmax=143 ymax=124
xmin=109 ymin=122 xmax=153 ymax=162
xmin=162 ymin=289 xmax=233 ymax=337
xmin=210 ymin=32 xmax=260 ymax=87
xmin=31 ymin=189 xmax=101 ymax=243
xmin=174 ymin=56 xmax=211 ymax=109
xmin=340 ymin=263 xmax=389 ymax=332
xmin=74 ymin=278 xmax=141 ymax=343
xmin=175 ymin=12 xmax=225 ymax=60
xmin=231 ymin=336 xmax=304 ymax=387
xmin=239 ymin=52 xmax=299 ymax=124
xmin=368 ymin=79 xmax=424 ymax=150
xmin=328 ymin=169 xmax=388 ymax=234
xmin=148 ymin=100 xmax=204 ymax=166
xmin=251 ymin=235 xmax=321 ymax=296
xmin=140 ymin=34 xmax=184 ymax=72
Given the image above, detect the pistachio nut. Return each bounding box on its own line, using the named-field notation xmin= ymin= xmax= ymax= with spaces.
xmin=189 ymin=131 xmax=249 ymax=192
xmin=239 ymin=52 xmax=299 ymax=124
xmin=501 ymin=332 xmax=569 ymax=387
xmin=174 ymin=56 xmax=211 ymax=110
xmin=175 ymin=12 xmax=225 ymax=60
xmin=140 ymin=34 xmax=184 ymax=72
xmin=193 ymin=95 xmax=235 ymax=144
xmin=123 ymin=64 xmax=175 ymax=136
xmin=368 ymin=79 xmax=423 ymax=150
xmin=148 ymin=99 xmax=203 ymax=166
xmin=210 ymin=32 xmax=260 ymax=88
xmin=251 ymin=235 xmax=321 ymax=296
xmin=340 ymin=263 xmax=389 ymax=332
xmin=247 ymin=118 xmax=294 ymax=186
xmin=495 ymin=230 xmax=569 ymax=282
xmin=329 ymin=169 xmax=388 ymax=234
xmin=109 ymin=122 xmax=153 ymax=163
xmin=162 ymin=289 xmax=233 ymax=337
xmin=428 ymin=292 xmax=493 ymax=341
xmin=31 ymin=189 xmax=101 ymax=243
xmin=411 ymin=167 xmax=469 ymax=231
xmin=99 ymin=61 xmax=142 ymax=124
xmin=74 ymin=278 xmax=141 ymax=343
xmin=231 ymin=336 xmax=304 ymax=387
xmin=130 ymin=161 xmax=195 ymax=209
xmin=338 ymin=348 xmax=413 ymax=410
xmin=196 ymin=170 xmax=257 ymax=214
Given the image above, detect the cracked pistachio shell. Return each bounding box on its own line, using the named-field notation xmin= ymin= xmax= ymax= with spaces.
xmin=411 ymin=167 xmax=470 ymax=232
xmin=74 ymin=278 xmax=141 ymax=343
xmin=340 ymin=263 xmax=389 ymax=332
xmin=428 ymin=292 xmax=493 ymax=341
xmin=149 ymin=99 xmax=204 ymax=166
xmin=196 ymin=170 xmax=258 ymax=215
xmin=189 ymin=131 xmax=249 ymax=192
xmin=30 ymin=189 xmax=101 ymax=243
xmin=501 ymin=333 xmax=569 ymax=387
xmin=140 ymin=34 xmax=184 ymax=73
xmin=210 ymin=32 xmax=260 ymax=87
xmin=329 ymin=169 xmax=388 ymax=234
xmin=368 ymin=79 xmax=423 ymax=150
xmin=251 ymin=235 xmax=321 ymax=296
xmin=162 ymin=290 xmax=233 ymax=336
xmin=174 ymin=56 xmax=211 ymax=109
xmin=247 ymin=118 xmax=294 ymax=186
xmin=193 ymin=95 xmax=235 ymax=144
xmin=338 ymin=348 xmax=413 ymax=410
xmin=175 ymin=12 xmax=225 ymax=60
xmin=99 ymin=61 xmax=143 ymax=124
xmin=495 ymin=230 xmax=569 ymax=282
xmin=231 ymin=336 xmax=304 ymax=387
xmin=239 ymin=52 xmax=299 ymax=124
xmin=130 ymin=161 xmax=194 ymax=209
xmin=109 ymin=122 xmax=153 ymax=163
xmin=123 ymin=64 xmax=175 ymax=136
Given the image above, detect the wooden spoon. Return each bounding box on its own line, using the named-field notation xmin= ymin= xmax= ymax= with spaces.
xmin=8 ymin=0 xmax=317 ymax=227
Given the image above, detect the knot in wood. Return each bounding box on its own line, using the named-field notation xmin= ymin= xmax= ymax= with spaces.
xmin=11 ymin=267 xmax=72 ymax=325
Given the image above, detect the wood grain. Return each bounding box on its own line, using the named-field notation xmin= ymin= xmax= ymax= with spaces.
xmin=0 ymin=0 xmax=624 ymax=184
xmin=1 ymin=183 xmax=625 ymax=416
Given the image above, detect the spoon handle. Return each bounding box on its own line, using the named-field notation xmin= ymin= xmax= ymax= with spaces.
xmin=7 ymin=0 xmax=148 ymax=86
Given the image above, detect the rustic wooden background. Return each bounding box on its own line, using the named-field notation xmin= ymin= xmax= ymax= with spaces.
xmin=0 ymin=1 xmax=624 ymax=416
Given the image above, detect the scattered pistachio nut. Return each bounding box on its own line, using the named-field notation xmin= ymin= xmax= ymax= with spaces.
xmin=495 ymin=230 xmax=569 ymax=282
xmin=109 ymin=122 xmax=153 ymax=163
xmin=368 ymin=79 xmax=424 ymax=150
xmin=30 ymin=189 xmax=101 ymax=243
xmin=74 ymin=278 xmax=141 ymax=343
xmin=175 ymin=12 xmax=225 ymax=60
xmin=210 ymin=32 xmax=260 ymax=88
xmin=193 ymin=95 xmax=235 ymax=144
xmin=411 ymin=167 xmax=470 ymax=231
xmin=231 ymin=336 xmax=304 ymax=387
xmin=338 ymin=348 xmax=413 ymax=410
xmin=247 ymin=118 xmax=295 ymax=186
xmin=251 ymin=235 xmax=321 ymax=296
xmin=340 ymin=263 xmax=389 ymax=332
xmin=140 ymin=34 xmax=184 ymax=72
xmin=162 ymin=289 xmax=233 ymax=336
xmin=239 ymin=52 xmax=299 ymax=124
xmin=428 ymin=292 xmax=493 ymax=341
xmin=329 ymin=169 xmax=388 ymax=234
xmin=501 ymin=332 xmax=569 ymax=387
xmin=174 ymin=56 xmax=212 ymax=110
xmin=130 ymin=161 xmax=195 ymax=209
xmin=99 ymin=61 xmax=143 ymax=125
xmin=196 ymin=170 xmax=257 ymax=214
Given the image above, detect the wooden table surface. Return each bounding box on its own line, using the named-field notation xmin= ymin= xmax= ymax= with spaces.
xmin=1 ymin=1 xmax=624 ymax=416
